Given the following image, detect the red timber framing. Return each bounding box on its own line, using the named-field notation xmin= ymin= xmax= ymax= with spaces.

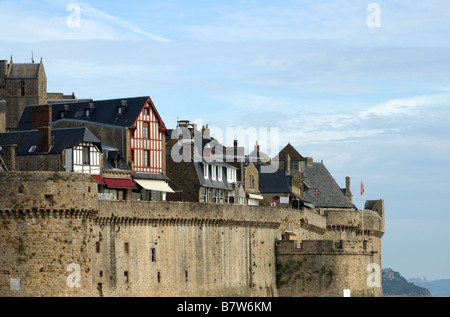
xmin=130 ymin=97 xmax=168 ymax=174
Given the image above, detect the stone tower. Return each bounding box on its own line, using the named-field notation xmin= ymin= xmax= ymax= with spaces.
xmin=0 ymin=56 xmax=48 ymax=131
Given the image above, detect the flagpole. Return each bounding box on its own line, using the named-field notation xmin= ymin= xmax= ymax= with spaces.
xmin=361 ymin=180 xmax=365 ymax=249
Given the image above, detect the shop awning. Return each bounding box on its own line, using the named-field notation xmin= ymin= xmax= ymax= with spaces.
xmin=304 ymin=202 xmax=315 ymax=209
xmin=91 ymin=175 xmax=105 ymax=185
xmin=134 ymin=179 xmax=175 ymax=193
xmin=103 ymin=178 xmax=137 ymax=189
xmin=248 ymin=193 xmax=264 ymax=200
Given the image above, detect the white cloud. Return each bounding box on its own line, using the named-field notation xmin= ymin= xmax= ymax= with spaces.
xmin=0 ymin=0 xmax=170 ymax=43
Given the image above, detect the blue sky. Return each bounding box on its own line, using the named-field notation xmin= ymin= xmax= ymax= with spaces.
xmin=1 ymin=0 xmax=450 ymax=280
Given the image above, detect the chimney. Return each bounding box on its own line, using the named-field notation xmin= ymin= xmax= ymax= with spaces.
xmin=345 ymin=176 xmax=353 ymax=203
xmin=255 ymin=141 xmax=260 ymax=152
xmin=38 ymin=126 xmax=51 ymax=153
xmin=306 ymin=157 xmax=313 ymax=167
xmin=31 ymin=104 xmax=52 ymax=130
xmin=285 ymin=153 xmax=291 ymax=174
xmin=203 ymin=124 xmax=210 ymax=139
xmin=0 ymin=60 xmax=7 ymax=78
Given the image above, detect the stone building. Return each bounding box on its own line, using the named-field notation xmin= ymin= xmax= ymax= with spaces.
xmin=0 ymin=104 xmax=102 ymax=174
xmin=166 ymin=122 xmax=239 ymax=204
xmin=16 ymin=96 xmax=174 ymax=201
xmin=0 ymin=57 xmax=47 ymax=131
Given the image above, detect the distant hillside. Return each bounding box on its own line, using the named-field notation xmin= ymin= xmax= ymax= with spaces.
xmin=382 ymin=268 xmax=432 ymax=297
xmin=408 ymin=278 xmax=450 ymax=297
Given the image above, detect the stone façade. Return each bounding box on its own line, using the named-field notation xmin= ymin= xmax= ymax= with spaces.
xmin=0 ymin=172 xmax=384 ymax=297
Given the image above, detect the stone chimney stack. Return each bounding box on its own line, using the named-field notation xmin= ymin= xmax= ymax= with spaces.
xmin=345 ymin=176 xmax=353 ymax=203
xmin=306 ymin=157 xmax=313 ymax=167
xmin=31 ymin=104 xmax=52 ymax=153
xmin=31 ymin=104 xmax=52 ymax=130
xmin=202 ymin=124 xmax=211 ymax=139
xmin=38 ymin=126 xmax=51 ymax=153
xmin=285 ymin=153 xmax=291 ymax=174
xmin=0 ymin=60 xmax=8 ymax=78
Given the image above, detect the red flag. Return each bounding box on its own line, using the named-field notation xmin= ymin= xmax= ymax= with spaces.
xmin=361 ymin=181 xmax=365 ymax=196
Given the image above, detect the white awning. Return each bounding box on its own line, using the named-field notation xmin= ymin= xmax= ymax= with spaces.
xmin=134 ymin=179 xmax=175 ymax=193
xmin=248 ymin=193 xmax=264 ymax=200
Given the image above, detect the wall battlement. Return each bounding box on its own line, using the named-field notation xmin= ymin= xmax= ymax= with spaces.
xmin=0 ymin=172 xmax=384 ymax=297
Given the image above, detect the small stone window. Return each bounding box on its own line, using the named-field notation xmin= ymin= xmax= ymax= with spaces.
xmin=20 ymin=81 xmax=25 ymax=96
xmin=157 ymin=272 xmax=161 ymax=283
xmin=185 ymin=271 xmax=188 ymax=282
xmin=18 ymin=185 xmax=24 ymax=194
xmin=96 ymin=242 xmax=100 ymax=253
xmin=124 ymin=243 xmax=129 ymax=254
xmin=151 ymin=248 xmax=156 ymax=262
xmin=124 ymin=271 xmax=129 ymax=282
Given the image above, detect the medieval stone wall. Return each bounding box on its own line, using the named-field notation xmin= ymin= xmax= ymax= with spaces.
xmin=0 ymin=171 xmax=384 ymax=297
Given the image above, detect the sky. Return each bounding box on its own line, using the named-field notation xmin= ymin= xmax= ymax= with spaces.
xmin=1 ymin=0 xmax=450 ymax=280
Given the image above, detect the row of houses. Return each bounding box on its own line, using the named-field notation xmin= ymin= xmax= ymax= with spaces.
xmin=0 ymin=58 xmax=355 ymax=211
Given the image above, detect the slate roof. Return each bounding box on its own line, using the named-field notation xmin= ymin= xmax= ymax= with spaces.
xmin=257 ymin=165 xmax=291 ymax=194
xmin=302 ymin=162 xmax=354 ymax=209
xmin=8 ymin=63 xmax=41 ymax=79
xmin=16 ymin=96 xmax=167 ymax=132
xmin=274 ymin=143 xmax=305 ymax=162
xmin=0 ymin=127 xmax=101 ymax=155
xmin=194 ymin=158 xmax=236 ymax=191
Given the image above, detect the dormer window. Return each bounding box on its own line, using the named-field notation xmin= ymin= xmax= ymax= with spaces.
xmin=204 ymin=164 xmax=209 ymax=179
xmin=85 ymin=103 xmax=95 ymax=118
xmin=117 ymin=100 xmax=128 ymax=115
xmin=59 ymin=105 xmax=70 ymax=119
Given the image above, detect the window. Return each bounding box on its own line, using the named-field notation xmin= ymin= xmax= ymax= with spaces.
xmin=249 ymin=175 xmax=254 ymax=188
xmin=117 ymin=107 xmax=122 ymax=115
xmin=143 ymin=122 xmax=149 ymax=139
xmin=185 ymin=271 xmax=188 ymax=282
xmin=20 ymin=81 xmax=25 ymax=96
xmin=227 ymin=168 xmax=236 ymax=183
xmin=213 ymin=189 xmax=217 ymax=203
xmin=84 ymin=109 xmax=90 ymax=117
xmin=131 ymin=149 xmax=135 ymax=162
xmin=211 ymin=165 xmax=216 ymax=180
xmin=151 ymin=248 xmax=156 ymax=262
xmin=201 ymin=188 xmax=207 ymax=203
xmin=204 ymin=164 xmax=209 ymax=179
xmin=82 ymin=146 xmax=90 ymax=165
xmin=217 ymin=166 xmax=222 ymax=181
xmin=96 ymin=242 xmax=100 ymax=253
xmin=144 ymin=108 xmax=149 ymax=116
xmin=124 ymin=271 xmax=129 ymax=282
xmin=219 ymin=190 xmax=223 ymax=204
xmin=124 ymin=243 xmax=129 ymax=254
xmin=18 ymin=185 xmax=24 ymax=194
xmin=144 ymin=150 xmax=150 ymax=167
xmin=157 ymin=272 xmax=161 ymax=283
xmin=75 ymin=110 xmax=84 ymax=118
